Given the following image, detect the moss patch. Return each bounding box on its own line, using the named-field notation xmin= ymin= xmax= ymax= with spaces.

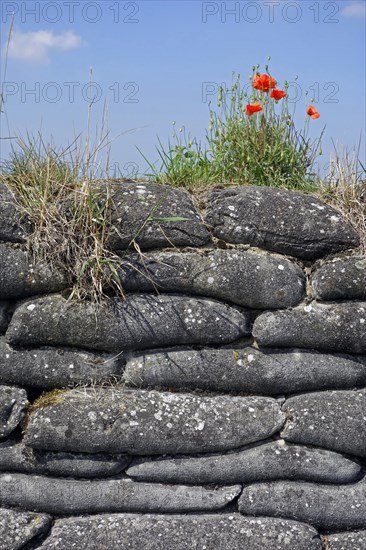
xmin=22 ymin=389 xmax=69 ymax=434
xmin=31 ymin=389 xmax=68 ymax=410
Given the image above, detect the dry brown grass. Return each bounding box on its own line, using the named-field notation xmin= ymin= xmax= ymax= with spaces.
xmin=320 ymin=144 xmax=365 ymax=253
xmin=0 ymin=134 xmax=126 ymax=302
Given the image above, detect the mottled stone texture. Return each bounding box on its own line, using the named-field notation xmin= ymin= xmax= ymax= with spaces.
xmin=0 ymin=440 xmax=130 ymax=478
xmin=119 ymin=249 xmax=305 ymax=309
xmin=0 ymin=182 xmax=364 ymax=543
xmin=0 ymin=473 xmax=240 ymax=514
xmin=105 ymin=181 xmax=210 ymax=249
xmin=324 ymin=530 xmax=366 ymax=549
xmin=6 ymin=293 xmax=250 ymax=351
xmin=24 ymin=388 xmax=285 ymax=454
xmin=312 ymin=255 xmax=366 ymax=300
xmin=281 ymin=389 xmax=366 ymax=457
xmin=238 ymin=478 xmax=366 ymax=530
xmin=126 ymin=440 xmax=361 ymax=484
xmin=0 ymin=385 xmax=28 ymax=438
xmin=37 ymin=514 xmax=322 ymax=550
xmin=0 ymin=244 xmax=68 ymax=299
xmin=253 ymin=301 xmax=366 ymax=354
xmin=0 ymin=337 xmax=124 ymax=389
xmin=205 ymin=186 xmax=359 ymax=259
xmin=124 ymin=347 xmax=366 ymax=394
xmin=0 ymin=183 xmax=31 ymax=243
xmin=0 ymin=507 xmax=51 ymax=550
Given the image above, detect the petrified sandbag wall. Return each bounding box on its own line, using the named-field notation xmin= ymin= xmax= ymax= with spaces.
xmin=0 ymin=180 xmax=365 ymax=549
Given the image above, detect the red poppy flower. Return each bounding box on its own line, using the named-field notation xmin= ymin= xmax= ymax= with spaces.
xmin=270 ymin=88 xmax=287 ymax=101
xmin=253 ymin=73 xmax=277 ymax=92
xmin=307 ymin=105 xmax=320 ymax=119
xmin=246 ymin=103 xmax=263 ymax=116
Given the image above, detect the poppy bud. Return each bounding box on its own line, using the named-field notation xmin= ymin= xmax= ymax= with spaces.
xmin=307 ymin=105 xmax=320 ymax=119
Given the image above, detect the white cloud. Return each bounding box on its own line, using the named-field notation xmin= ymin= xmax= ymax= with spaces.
xmin=5 ymin=29 xmax=81 ymax=64
xmin=341 ymin=2 xmax=366 ymax=18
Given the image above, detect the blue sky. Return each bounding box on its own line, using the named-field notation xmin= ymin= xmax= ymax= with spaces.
xmin=1 ymin=0 xmax=365 ymax=178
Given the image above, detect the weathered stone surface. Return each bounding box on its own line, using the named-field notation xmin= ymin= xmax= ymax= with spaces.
xmin=238 ymin=478 xmax=366 ymax=530
xmin=37 ymin=513 xmax=321 ymax=550
xmin=0 ymin=385 xmax=28 ymax=438
xmin=312 ymin=255 xmax=366 ymax=301
xmin=0 ymin=337 xmax=124 ymax=389
xmin=324 ymin=530 xmax=366 ymax=549
xmin=126 ymin=440 xmax=361 ymax=484
xmin=105 ymin=181 xmax=210 ymax=250
xmin=119 ymin=249 xmax=305 ymax=309
xmin=0 ymin=473 xmax=240 ymax=514
xmin=124 ymin=347 xmax=366 ymax=394
xmin=0 ymin=183 xmax=31 ymax=243
xmin=0 ymin=244 xmax=68 ymax=299
xmin=0 ymin=302 xmax=10 ymax=334
xmin=0 ymin=440 xmax=130 ymax=477
xmin=205 ymin=186 xmax=359 ymax=259
xmin=24 ymin=388 xmax=285 ymax=454
xmin=6 ymin=293 xmax=249 ymax=351
xmin=0 ymin=507 xmax=51 ymax=550
xmin=281 ymin=389 xmax=366 ymax=457
xmin=253 ymin=301 xmax=366 ymax=354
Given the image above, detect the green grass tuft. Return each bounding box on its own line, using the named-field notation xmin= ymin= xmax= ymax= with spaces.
xmin=146 ymin=69 xmax=325 ymax=191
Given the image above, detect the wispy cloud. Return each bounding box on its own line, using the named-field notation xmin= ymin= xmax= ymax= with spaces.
xmin=4 ymin=29 xmax=81 ymax=64
xmin=341 ymin=2 xmax=366 ymax=18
